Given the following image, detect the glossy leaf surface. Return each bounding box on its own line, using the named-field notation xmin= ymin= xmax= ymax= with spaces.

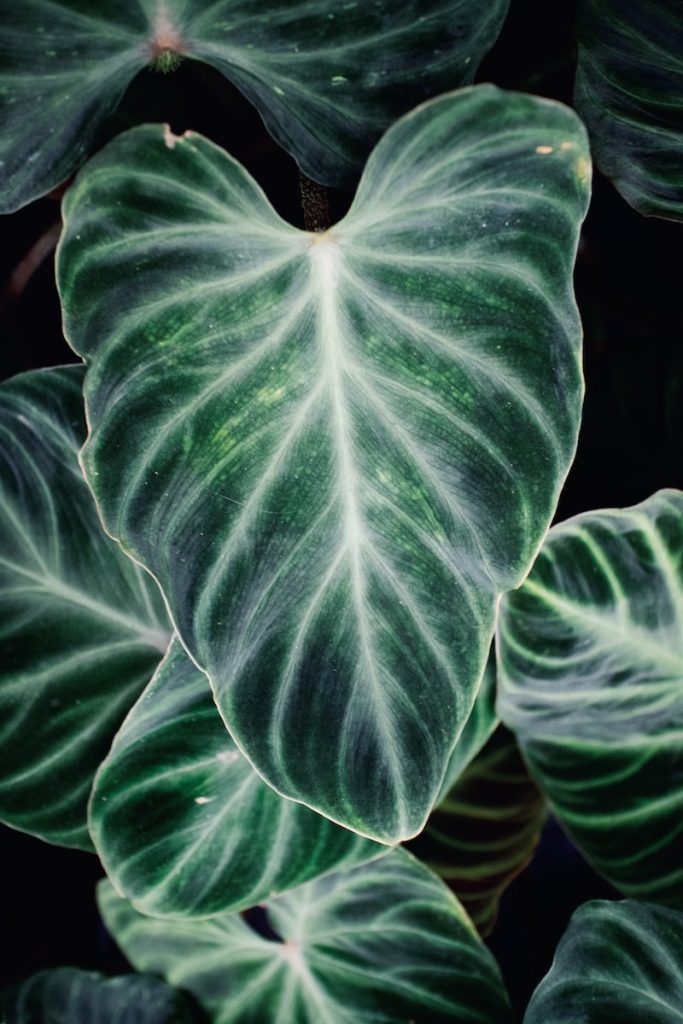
xmin=575 ymin=0 xmax=683 ymax=219
xmin=0 ymin=367 xmax=170 ymax=849
xmin=498 ymin=489 xmax=683 ymax=907
xmin=91 ymin=637 xmax=381 ymax=918
xmin=59 ymin=86 xmax=590 ymax=843
xmin=408 ymin=725 xmax=546 ymax=935
xmin=99 ymin=848 xmax=513 ymax=1024
xmin=525 ymin=900 xmax=683 ymax=1023
xmin=5 ymin=968 xmax=193 ymax=1024
xmin=0 ymin=0 xmax=510 ymax=210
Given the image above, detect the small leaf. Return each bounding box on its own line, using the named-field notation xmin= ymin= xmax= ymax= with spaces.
xmin=408 ymin=725 xmax=546 ymax=936
xmin=5 ymin=968 xmax=194 ymax=1024
xmin=498 ymin=489 xmax=683 ymax=908
xmin=58 ymin=86 xmax=590 ymax=843
xmin=0 ymin=0 xmax=510 ymax=209
xmin=98 ymin=848 xmax=513 ymax=1024
xmin=525 ymin=900 xmax=683 ymax=1023
xmin=575 ymin=0 xmax=683 ymax=219
xmin=90 ymin=636 xmax=382 ymax=918
xmin=0 ymin=366 xmax=170 ymax=849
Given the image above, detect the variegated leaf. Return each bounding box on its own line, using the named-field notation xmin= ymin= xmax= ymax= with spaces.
xmin=98 ymin=848 xmax=513 ymax=1024
xmin=0 ymin=0 xmax=510 ymax=210
xmin=498 ymin=489 xmax=683 ymax=908
xmin=0 ymin=366 xmax=170 ymax=849
xmin=90 ymin=636 xmax=382 ymax=918
xmin=58 ymin=85 xmax=590 ymax=843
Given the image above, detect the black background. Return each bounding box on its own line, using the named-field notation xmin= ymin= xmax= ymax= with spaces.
xmin=1 ymin=0 xmax=680 ymax=1019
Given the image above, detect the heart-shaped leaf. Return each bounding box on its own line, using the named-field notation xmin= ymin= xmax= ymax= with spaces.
xmin=0 ymin=0 xmax=511 ymax=210
xmin=98 ymin=848 xmax=513 ymax=1024
xmin=498 ymin=489 xmax=683 ymax=908
xmin=525 ymin=900 xmax=683 ymax=1023
xmin=575 ymin=0 xmax=683 ymax=220
xmin=5 ymin=968 xmax=194 ymax=1024
xmin=408 ymin=725 xmax=546 ymax=936
xmin=90 ymin=636 xmax=382 ymax=918
xmin=0 ymin=366 xmax=170 ymax=849
xmin=58 ymin=85 xmax=590 ymax=843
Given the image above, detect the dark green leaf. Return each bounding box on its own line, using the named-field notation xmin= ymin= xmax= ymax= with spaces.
xmin=525 ymin=900 xmax=683 ymax=1023
xmin=98 ymin=848 xmax=513 ymax=1024
xmin=498 ymin=489 xmax=683 ymax=908
xmin=575 ymin=0 xmax=683 ymax=219
xmin=0 ymin=366 xmax=170 ymax=849
xmin=90 ymin=637 xmax=381 ymax=918
xmin=5 ymin=968 xmax=193 ymax=1024
xmin=0 ymin=0 xmax=510 ymax=209
xmin=58 ymin=86 xmax=590 ymax=843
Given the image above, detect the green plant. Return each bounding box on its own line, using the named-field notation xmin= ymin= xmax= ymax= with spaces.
xmin=1 ymin=2 xmax=682 ymax=1021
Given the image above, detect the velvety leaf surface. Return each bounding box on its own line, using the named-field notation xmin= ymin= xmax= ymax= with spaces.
xmin=498 ymin=489 xmax=683 ymax=907
xmin=59 ymin=86 xmax=590 ymax=843
xmin=0 ymin=366 xmax=170 ymax=849
xmin=0 ymin=0 xmax=510 ymax=209
xmin=5 ymin=968 xmax=193 ymax=1024
xmin=98 ymin=848 xmax=513 ymax=1024
xmin=408 ymin=725 xmax=546 ymax=936
xmin=435 ymin=646 xmax=498 ymax=804
xmin=90 ymin=636 xmax=381 ymax=918
xmin=575 ymin=0 xmax=683 ymax=219
xmin=525 ymin=900 xmax=683 ymax=1023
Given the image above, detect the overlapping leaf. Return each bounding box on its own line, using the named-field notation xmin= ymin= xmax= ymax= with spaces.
xmin=525 ymin=900 xmax=683 ymax=1023
xmin=575 ymin=0 xmax=683 ymax=219
xmin=498 ymin=489 xmax=683 ymax=907
xmin=408 ymin=725 xmax=546 ymax=935
xmin=58 ymin=86 xmax=590 ymax=843
xmin=0 ymin=0 xmax=511 ymax=210
xmin=0 ymin=366 xmax=170 ymax=849
xmin=98 ymin=848 xmax=513 ymax=1024
xmin=90 ymin=637 xmax=382 ymax=918
xmin=4 ymin=968 xmax=194 ymax=1024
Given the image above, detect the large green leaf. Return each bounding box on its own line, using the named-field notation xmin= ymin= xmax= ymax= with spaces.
xmin=5 ymin=968 xmax=193 ymax=1024
xmin=574 ymin=0 xmax=683 ymax=220
xmin=58 ymin=85 xmax=590 ymax=843
xmin=0 ymin=366 xmax=170 ymax=850
xmin=90 ymin=636 xmax=381 ymax=918
xmin=98 ymin=848 xmax=513 ymax=1024
xmin=498 ymin=489 xmax=683 ymax=907
xmin=525 ymin=900 xmax=683 ymax=1023
xmin=408 ymin=725 xmax=546 ymax=936
xmin=0 ymin=0 xmax=510 ymax=210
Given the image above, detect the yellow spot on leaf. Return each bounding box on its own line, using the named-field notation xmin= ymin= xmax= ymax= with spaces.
xmin=576 ymin=156 xmax=591 ymax=186
xmin=536 ymin=145 xmax=554 ymax=154
xmin=560 ymin=141 xmax=575 ymax=150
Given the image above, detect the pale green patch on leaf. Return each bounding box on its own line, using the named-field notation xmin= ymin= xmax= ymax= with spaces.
xmin=0 ymin=366 xmax=170 ymax=850
xmin=408 ymin=725 xmax=546 ymax=936
xmin=4 ymin=968 xmax=193 ymax=1024
xmin=525 ymin=900 xmax=683 ymax=1023
xmin=90 ymin=636 xmax=382 ymax=918
xmin=575 ymin=0 xmax=683 ymax=220
xmin=98 ymin=848 xmax=513 ymax=1024
xmin=0 ymin=0 xmax=510 ymax=210
xmin=498 ymin=489 xmax=683 ymax=908
xmin=58 ymin=85 xmax=590 ymax=843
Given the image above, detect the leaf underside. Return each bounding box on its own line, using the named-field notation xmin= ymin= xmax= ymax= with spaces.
xmin=98 ymin=848 xmax=513 ymax=1024
xmin=0 ymin=0 xmax=511 ymax=209
xmin=0 ymin=367 xmax=169 ymax=849
xmin=408 ymin=725 xmax=546 ymax=936
xmin=575 ymin=0 xmax=683 ymax=220
xmin=498 ymin=489 xmax=683 ymax=908
xmin=58 ymin=85 xmax=590 ymax=842
xmin=525 ymin=900 xmax=683 ymax=1023
xmin=90 ymin=636 xmax=382 ymax=919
